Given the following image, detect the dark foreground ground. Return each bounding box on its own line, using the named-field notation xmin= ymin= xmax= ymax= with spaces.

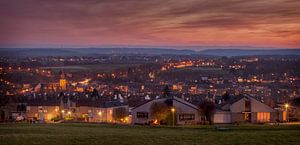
xmin=0 ymin=123 xmax=299 ymax=145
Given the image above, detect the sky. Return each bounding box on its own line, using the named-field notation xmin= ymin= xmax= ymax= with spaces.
xmin=0 ymin=0 xmax=300 ymax=49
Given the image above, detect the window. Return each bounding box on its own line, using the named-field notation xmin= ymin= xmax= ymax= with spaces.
xmin=257 ymin=112 xmax=270 ymax=122
xmin=136 ymin=112 xmax=148 ymax=118
xmin=283 ymin=111 xmax=287 ymax=121
xmin=179 ymin=114 xmax=195 ymax=121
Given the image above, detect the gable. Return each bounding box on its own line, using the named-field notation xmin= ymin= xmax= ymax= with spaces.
xmin=249 ymin=97 xmax=275 ymax=112
xmin=230 ymin=96 xmax=275 ymax=112
xmin=173 ymin=97 xmax=199 ymax=111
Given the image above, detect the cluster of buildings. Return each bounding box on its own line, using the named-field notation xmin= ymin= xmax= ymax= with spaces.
xmin=1 ymin=92 xmax=298 ymax=125
xmin=1 ymin=55 xmax=300 ymax=125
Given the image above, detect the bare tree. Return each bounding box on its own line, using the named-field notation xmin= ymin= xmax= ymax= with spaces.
xmin=198 ymin=100 xmax=216 ymax=125
xmin=163 ymin=85 xmax=171 ymax=98
xmin=150 ymin=101 xmax=170 ymax=123
xmin=112 ymin=107 xmax=128 ymax=122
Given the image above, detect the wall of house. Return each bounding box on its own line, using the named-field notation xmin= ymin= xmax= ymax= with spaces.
xmin=173 ymin=99 xmax=200 ymax=125
xmin=213 ymin=111 xmax=231 ymax=124
xmin=230 ymin=98 xmax=247 ymax=113
xmin=75 ymin=106 xmax=129 ymax=123
xmin=26 ymin=106 xmax=60 ymax=122
xmin=250 ymin=98 xmax=275 ymax=113
xmin=132 ymin=100 xmax=159 ymax=124
xmin=231 ymin=112 xmax=244 ymax=123
xmin=230 ymin=97 xmax=276 ymax=123
xmin=132 ymin=98 xmax=201 ymax=125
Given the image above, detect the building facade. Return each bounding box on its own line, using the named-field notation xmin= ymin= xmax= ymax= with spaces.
xmin=132 ymin=97 xmax=202 ymax=125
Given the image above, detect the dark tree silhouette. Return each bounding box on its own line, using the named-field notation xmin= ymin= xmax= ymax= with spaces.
xmin=112 ymin=107 xmax=128 ymax=122
xmin=150 ymin=101 xmax=169 ymax=123
xmin=91 ymin=88 xmax=99 ymax=99
xmin=0 ymin=73 xmax=11 ymax=107
xmin=163 ymin=85 xmax=171 ymax=98
xmin=222 ymin=91 xmax=230 ymax=102
xmin=198 ymin=100 xmax=216 ymax=125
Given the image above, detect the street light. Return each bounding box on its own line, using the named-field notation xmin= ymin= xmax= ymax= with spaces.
xmin=171 ymin=107 xmax=175 ymax=127
xmin=98 ymin=111 xmax=102 ymax=122
xmin=285 ymin=103 xmax=289 ymax=122
xmin=285 ymin=103 xmax=289 ymax=109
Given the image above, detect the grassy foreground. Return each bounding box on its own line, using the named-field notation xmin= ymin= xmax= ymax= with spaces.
xmin=0 ymin=123 xmax=299 ymax=145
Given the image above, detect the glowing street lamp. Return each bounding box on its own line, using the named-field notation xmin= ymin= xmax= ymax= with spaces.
xmin=171 ymin=107 xmax=175 ymax=127
xmin=285 ymin=103 xmax=289 ymax=122
xmin=171 ymin=108 xmax=175 ymax=112
xmin=285 ymin=104 xmax=289 ymax=109
xmin=98 ymin=111 xmax=102 ymax=122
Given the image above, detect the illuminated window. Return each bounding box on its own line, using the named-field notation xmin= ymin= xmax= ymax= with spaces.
xmin=257 ymin=112 xmax=270 ymax=122
xmin=179 ymin=114 xmax=195 ymax=121
xmin=283 ymin=111 xmax=287 ymax=121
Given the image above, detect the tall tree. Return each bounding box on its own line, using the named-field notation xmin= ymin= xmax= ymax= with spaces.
xmin=112 ymin=107 xmax=128 ymax=122
xmin=0 ymin=72 xmax=11 ymax=107
xmin=150 ymin=101 xmax=170 ymax=123
xmin=222 ymin=91 xmax=230 ymax=102
xmin=198 ymin=99 xmax=216 ymax=125
xmin=163 ymin=85 xmax=171 ymax=98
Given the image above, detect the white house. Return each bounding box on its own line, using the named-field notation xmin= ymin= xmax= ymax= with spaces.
xmin=214 ymin=94 xmax=286 ymax=124
xmin=132 ymin=97 xmax=202 ymax=125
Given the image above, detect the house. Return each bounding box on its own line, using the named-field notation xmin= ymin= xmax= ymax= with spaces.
xmin=214 ymin=94 xmax=286 ymax=124
xmin=25 ymin=97 xmax=72 ymax=122
xmin=0 ymin=96 xmax=27 ymax=122
xmin=25 ymin=93 xmax=130 ymax=123
xmin=132 ymin=97 xmax=201 ymax=125
xmin=75 ymin=100 xmax=129 ymax=123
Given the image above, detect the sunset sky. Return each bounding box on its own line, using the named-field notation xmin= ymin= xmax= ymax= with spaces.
xmin=0 ymin=0 xmax=300 ymax=49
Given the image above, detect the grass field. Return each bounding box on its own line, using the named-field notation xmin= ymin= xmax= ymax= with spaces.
xmin=0 ymin=123 xmax=300 ymax=145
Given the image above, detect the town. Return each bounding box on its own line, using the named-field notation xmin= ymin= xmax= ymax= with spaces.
xmin=1 ymin=52 xmax=299 ymax=125
xmin=1 ymin=0 xmax=300 ymax=144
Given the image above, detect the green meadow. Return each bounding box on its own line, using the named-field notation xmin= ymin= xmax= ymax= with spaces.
xmin=0 ymin=123 xmax=299 ymax=145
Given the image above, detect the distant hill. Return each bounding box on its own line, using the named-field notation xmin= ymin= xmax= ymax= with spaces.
xmin=0 ymin=48 xmax=80 ymax=57
xmin=197 ymin=49 xmax=300 ymax=56
xmin=0 ymin=48 xmax=195 ymax=57
xmin=0 ymin=48 xmax=300 ymax=57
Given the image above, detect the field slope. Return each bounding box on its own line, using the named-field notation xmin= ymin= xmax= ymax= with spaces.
xmin=0 ymin=123 xmax=299 ymax=145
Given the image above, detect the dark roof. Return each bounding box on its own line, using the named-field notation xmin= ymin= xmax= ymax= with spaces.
xmin=219 ymin=94 xmax=261 ymax=108
xmin=27 ymin=99 xmax=60 ymax=106
xmin=99 ymin=101 xmax=126 ymax=108
xmin=132 ymin=97 xmax=199 ymax=111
